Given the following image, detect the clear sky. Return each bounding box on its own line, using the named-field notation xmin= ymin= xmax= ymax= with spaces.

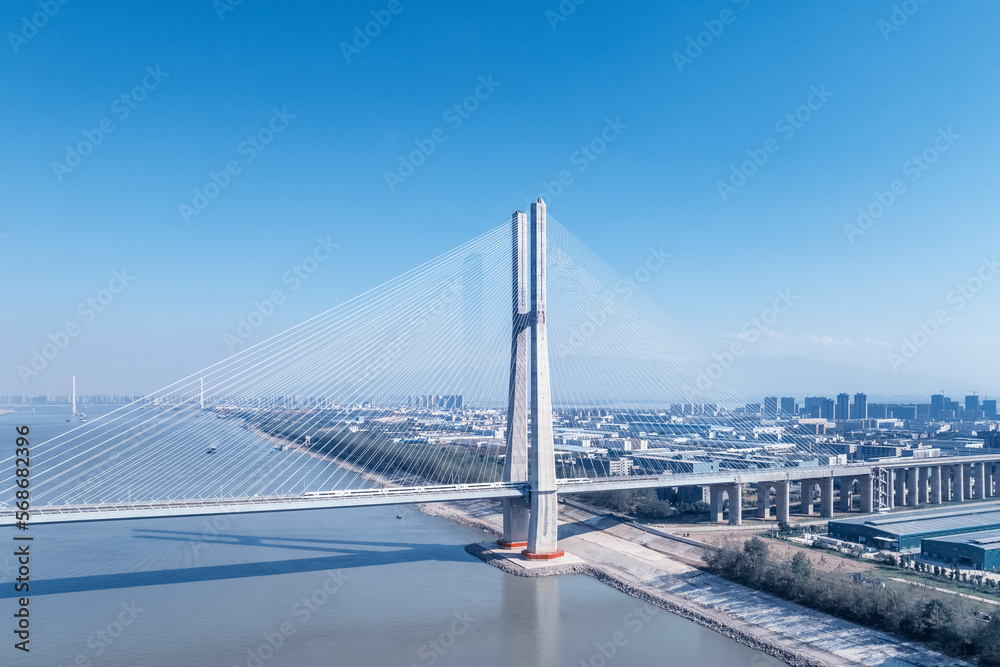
xmin=2 ymin=0 xmax=999 ymax=399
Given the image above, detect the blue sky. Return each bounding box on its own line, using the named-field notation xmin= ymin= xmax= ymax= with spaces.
xmin=2 ymin=0 xmax=999 ymax=398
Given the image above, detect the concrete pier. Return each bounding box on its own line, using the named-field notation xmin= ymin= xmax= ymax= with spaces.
xmin=775 ymin=481 xmax=790 ymax=524
xmin=524 ymin=198 xmax=562 ymax=560
xmin=930 ymin=466 xmax=942 ymax=505
xmin=500 ymin=210 xmax=530 ymax=549
xmin=859 ymin=475 xmax=874 ymax=514
xmin=820 ymin=477 xmax=834 ymax=518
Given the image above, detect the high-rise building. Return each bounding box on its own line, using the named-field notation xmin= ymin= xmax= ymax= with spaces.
xmin=889 ymin=405 xmax=916 ymax=420
xmin=931 ymin=394 xmax=945 ymax=420
xmin=984 ymin=400 xmax=997 ymax=420
xmin=780 ymin=397 xmax=797 ymax=417
xmin=967 ymin=395 xmax=980 ymax=413
xmin=764 ymin=397 xmax=778 ymax=417
xmin=804 ymin=397 xmax=829 ymax=419
xmin=867 ymin=403 xmax=888 ymax=419
xmin=851 ymin=393 xmax=867 ymax=420
xmin=836 ymin=393 xmax=850 ymax=420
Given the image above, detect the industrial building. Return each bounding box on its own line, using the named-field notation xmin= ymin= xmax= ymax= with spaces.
xmin=922 ymin=528 xmax=1000 ymax=570
xmin=829 ymin=506 xmax=1000 ymax=551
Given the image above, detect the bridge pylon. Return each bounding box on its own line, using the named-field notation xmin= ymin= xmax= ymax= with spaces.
xmin=523 ymin=198 xmax=563 ymax=560
xmin=500 ymin=209 xmax=530 ymax=549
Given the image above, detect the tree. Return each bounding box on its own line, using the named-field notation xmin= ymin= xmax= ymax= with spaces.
xmin=978 ymin=614 xmax=1000 ymax=665
xmin=737 ymin=536 xmax=770 ymax=585
xmin=921 ymin=598 xmax=957 ymax=642
xmin=791 ymin=551 xmax=813 ymax=583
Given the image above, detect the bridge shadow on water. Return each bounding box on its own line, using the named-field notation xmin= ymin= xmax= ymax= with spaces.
xmin=2 ymin=529 xmax=471 ymax=598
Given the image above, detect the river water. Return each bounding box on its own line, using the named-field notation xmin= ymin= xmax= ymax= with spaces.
xmin=1 ymin=407 xmax=781 ymax=666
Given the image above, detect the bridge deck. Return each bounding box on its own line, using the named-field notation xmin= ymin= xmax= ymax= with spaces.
xmin=7 ymin=455 xmax=1000 ymax=525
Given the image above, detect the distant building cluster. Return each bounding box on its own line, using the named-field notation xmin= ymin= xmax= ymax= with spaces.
xmin=747 ymin=392 xmax=997 ymax=423
xmin=0 ymin=394 xmax=144 ymax=405
xmin=408 ymin=395 xmax=464 ymax=410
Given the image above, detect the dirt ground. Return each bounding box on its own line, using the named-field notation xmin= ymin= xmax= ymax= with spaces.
xmin=675 ymin=528 xmax=876 ymax=575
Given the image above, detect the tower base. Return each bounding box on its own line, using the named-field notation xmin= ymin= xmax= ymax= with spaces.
xmin=497 ymin=540 xmax=527 ymax=549
xmin=521 ymin=549 xmax=565 ymax=561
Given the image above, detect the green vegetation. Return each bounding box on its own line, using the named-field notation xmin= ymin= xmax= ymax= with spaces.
xmin=257 ymin=418 xmax=503 ymax=485
xmin=705 ymin=537 xmax=1000 ymax=663
xmin=569 ymin=489 xmax=710 ymax=521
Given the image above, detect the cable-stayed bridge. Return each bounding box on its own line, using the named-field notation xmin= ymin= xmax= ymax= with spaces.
xmin=5 ymin=200 xmax=1000 ymax=558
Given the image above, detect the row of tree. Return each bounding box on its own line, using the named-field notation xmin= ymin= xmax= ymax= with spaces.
xmin=573 ymin=488 xmax=709 ymax=520
xmin=705 ymin=537 xmax=1000 ymax=663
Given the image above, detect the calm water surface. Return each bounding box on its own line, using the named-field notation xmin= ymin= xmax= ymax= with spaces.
xmin=1 ymin=407 xmax=782 ymax=666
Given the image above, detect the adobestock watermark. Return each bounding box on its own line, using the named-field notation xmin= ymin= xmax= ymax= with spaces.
xmin=359 ymin=279 xmax=464 ymax=385
xmin=186 ymin=458 xmax=296 ymax=559
xmin=406 ymin=611 xmax=473 ymax=667
xmin=545 ymin=0 xmax=586 ymax=30
xmin=577 ymin=605 xmax=657 ymax=667
xmin=179 ymin=107 xmax=295 ymax=224
xmin=682 ymin=288 xmax=798 ymax=397
xmin=236 ymin=570 xmax=348 ymax=667
xmin=51 ymin=65 xmax=168 ymax=182
xmin=55 ymin=599 xmax=146 ymax=666
xmin=7 ymin=0 xmax=71 ymax=53
xmin=527 ymin=117 xmax=628 ymax=205
xmin=878 ymin=0 xmax=930 ymax=40
xmin=843 ymin=126 xmax=959 ymax=243
xmin=672 ymin=0 xmax=752 ymax=73
xmin=223 ymin=235 xmax=338 ymax=352
xmin=17 ymin=268 xmax=135 ymax=386
xmin=340 ymin=0 xmax=409 ymax=63
xmin=554 ymin=244 xmax=671 ymax=355
xmin=214 ymin=0 xmax=246 ymax=21
xmin=717 ymin=85 xmax=832 ymax=202
xmin=384 ymin=75 xmax=501 ymax=192
xmin=887 ymin=255 xmax=998 ymax=372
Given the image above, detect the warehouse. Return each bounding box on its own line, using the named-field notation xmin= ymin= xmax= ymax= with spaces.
xmin=922 ymin=529 xmax=1000 ymax=571
xmin=828 ymin=506 xmax=1000 ymax=551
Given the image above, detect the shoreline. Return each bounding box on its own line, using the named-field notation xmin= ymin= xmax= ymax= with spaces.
xmin=253 ymin=427 xmax=968 ymax=667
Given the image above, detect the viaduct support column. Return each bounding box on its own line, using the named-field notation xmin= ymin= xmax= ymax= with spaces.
xmin=918 ymin=467 xmax=929 ymax=505
xmin=906 ymin=468 xmax=919 ymax=507
xmin=800 ymin=480 xmax=815 ymax=515
xmin=894 ymin=469 xmax=906 ymax=507
xmin=954 ymin=465 xmax=965 ymax=502
xmin=987 ymin=463 xmax=996 ymax=498
xmin=859 ymin=474 xmax=874 ymax=514
xmin=500 ymin=211 xmax=530 ymax=549
xmin=775 ymin=481 xmax=790 ymax=524
xmin=710 ymin=485 xmax=725 ymax=523
xmin=964 ymin=464 xmax=974 ymax=499
xmin=729 ymin=483 xmax=743 ymax=526
xmin=839 ymin=478 xmax=852 ymax=512
xmin=524 ymin=198 xmax=562 ymax=560
xmin=930 ymin=466 xmax=942 ymax=505
xmin=820 ymin=477 xmax=835 ymax=518
xmin=975 ymin=463 xmax=987 ymax=500
xmin=757 ymin=483 xmax=771 ymax=519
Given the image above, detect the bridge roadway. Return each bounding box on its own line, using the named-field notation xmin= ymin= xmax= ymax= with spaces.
xmin=5 ymin=453 xmax=1000 ymax=525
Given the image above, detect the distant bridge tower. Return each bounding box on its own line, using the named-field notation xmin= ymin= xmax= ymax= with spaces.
xmin=501 ymin=198 xmax=563 ymax=560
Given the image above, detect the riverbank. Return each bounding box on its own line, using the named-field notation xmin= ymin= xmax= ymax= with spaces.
xmin=426 ymin=497 xmax=972 ymax=667
xmin=253 ymin=427 xmax=968 ymax=666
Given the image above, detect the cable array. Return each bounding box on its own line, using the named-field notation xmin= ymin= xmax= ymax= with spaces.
xmin=1 ymin=215 xmax=849 ymax=508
